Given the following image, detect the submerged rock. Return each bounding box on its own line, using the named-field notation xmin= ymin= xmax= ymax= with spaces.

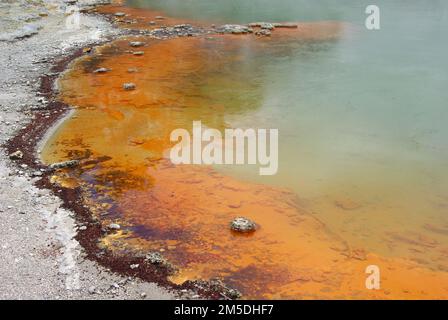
xmin=230 ymin=217 xmax=256 ymax=233
xmin=31 ymin=171 xmax=43 ymax=177
xmin=249 ymin=22 xmax=275 ymax=30
xmin=93 ymin=67 xmax=110 ymax=73
xmin=145 ymin=251 xmax=177 ymax=274
xmin=9 ymin=150 xmax=24 ymax=160
xmin=114 ymin=12 xmax=126 ymax=17
xmin=108 ymin=223 xmax=121 ymax=230
xmin=123 ymin=83 xmax=136 ymax=90
xmin=145 ymin=252 xmax=165 ymax=265
xmin=174 ymin=24 xmax=193 ymax=29
xmin=129 ymin=41 xmax=145 ymax=47
xmin=190 ymin=278 xmax=242 ymax=300
xmin=260 ymin=22 xmax=275 ymax=30
xmin=48 ymin=159 xmax=80 ymax=170
xmin=273 ymin=23 xmax=298 ymax=28
xmin=255 ymin=29 xmax=271 ymax=37
xmin=216 ymin=24 xmax=252 ymax=35
xmin=210 ymin=278 xmax=242 ymax=299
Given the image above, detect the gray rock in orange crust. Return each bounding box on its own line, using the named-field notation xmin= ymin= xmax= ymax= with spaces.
xmin=230 ymin=217 xmax=257 ymax=233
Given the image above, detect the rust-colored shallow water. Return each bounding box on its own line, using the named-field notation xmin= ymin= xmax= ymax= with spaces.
xmin=41 ymin=9 xmax=448 ymax=298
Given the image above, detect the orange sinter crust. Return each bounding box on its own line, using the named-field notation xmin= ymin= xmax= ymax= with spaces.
xmin=41 ymin=11 xmax=448 ymax=299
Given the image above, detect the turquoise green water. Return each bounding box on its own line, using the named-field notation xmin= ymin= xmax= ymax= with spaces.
xmin=123 ymin=1 xmax=448 ymax=261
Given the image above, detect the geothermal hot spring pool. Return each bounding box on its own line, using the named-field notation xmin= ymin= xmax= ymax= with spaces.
xmin=41 ymin=0 xmax=448 ymax=298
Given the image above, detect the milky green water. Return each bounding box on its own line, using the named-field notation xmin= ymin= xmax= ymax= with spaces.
xmin=123 ymin=1 xmax=448 ymax=261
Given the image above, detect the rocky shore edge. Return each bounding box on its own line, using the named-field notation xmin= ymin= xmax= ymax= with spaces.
xmin=0 ymin=0 xmax=178 ymax=300
xmin=1 ymin=0 xmax=255 ymax=300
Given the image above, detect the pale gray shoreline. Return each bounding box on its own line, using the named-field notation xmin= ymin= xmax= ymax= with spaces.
xmin=0 ymin=0 xmax=175 ymax=300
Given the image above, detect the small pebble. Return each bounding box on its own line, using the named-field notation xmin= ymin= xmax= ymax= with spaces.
xmin=123 ymin=83 xmax=136 ymax=91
